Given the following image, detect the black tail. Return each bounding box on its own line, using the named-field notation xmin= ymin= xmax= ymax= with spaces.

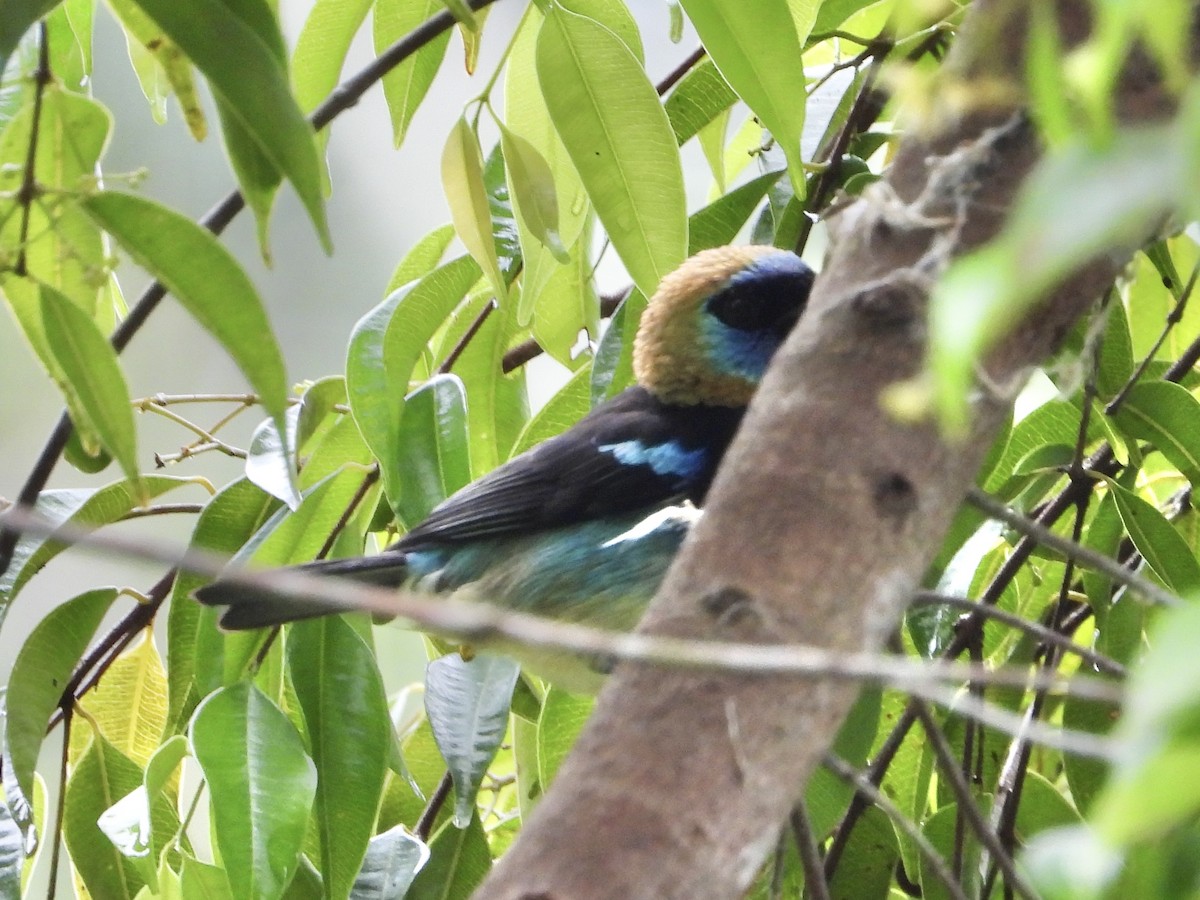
xmin=193 ymin=553 xmax=408 ymax=630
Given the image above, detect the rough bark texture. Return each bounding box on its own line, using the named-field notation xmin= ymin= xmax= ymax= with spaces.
xmin=477 ymin=2 xmax=1183 ymax=897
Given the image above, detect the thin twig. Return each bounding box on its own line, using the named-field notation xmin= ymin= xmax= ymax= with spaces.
xmin=912 ymin=702 xmax=1038 ymax=900
xmin=789 ymin=801 xmax=831 ymax=900
xmin=46 ymin=703 xmax=70 ymax=900
xmin=909 ymin=592 xmax=1124 ymax=676
xmin=656 ymin=45 xmax=706 ymax=96
xmin=965 ymin=487 xmax=1178 ymax=608
xmin=14 ymin=21 xmax=51 ymax=277
xmin=416 ymin=771 xmax=454 ymax=841
xmin=437 ymin=299 xmax=498 ymax=374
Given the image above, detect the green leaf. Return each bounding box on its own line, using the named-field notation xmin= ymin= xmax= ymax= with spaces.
xmin=688 ymin=169 xmax=785 ymax=254
xmin=499 ymin=120 xmax=569 ymax=263
xmin=189 ymin=683 xmax=317 ymax=900
xmin=678 ymin=0 xmax=809 ymax=192
xmin=288 ymin=616 xmax=392 ymax=900
xmin=385 ymin=224 xmax=456 ymax=295
xmin=39 ymin=285 xmax=140 ymax=483
xmin=0 ymin=90 xmax=109 ymax=312
xmin=443 ymin=116 xmax=508 ymax=303
xmin=350 ymin=824 xmax=429 ymax=899
xmin=374 ymin=0 xmax=451 ymax=148
xmin=291 ymin=0 xmax=373 ymax=114
xmin=1113 ymin=381 xmax=1200 ymax=485
xmin=804 ymin=686 xmax=881 ymax=838
xmin=395 ymin=374 xmax=472 ymax=525
xmin=168 ymin=478 xmax=279 ymax=732
xmin=245 ymin=406 xmax=302 ymax=510
xmin=0 ymin=1 xmax=57 ymax=78
xmin=0 ymin=476 xmax=196 ymax=615
xmin=664 ymin=56 xmax=738 ymax=146
xmin=405 ymin=813 xmax=490 ymax=899
xmin=589 ymin=289 xmax=646 ymax=405
xmin=827 ymin=805 xmax=899 ymax=899
xmin=1109 ymin=483 xmax=1200 ymax=597
xmin=107 ymin=0 xmax=207 ymax=138
xmin=126 ymin=0 xmax=330 ymax=247
xmin=529 ymin=220 xmax=599 ymax=367
xmin=80 ymin=191 xmax=290 ymax=435
xmin=537 ymin=6 xmax=687 ymax=297
xmin=4 ymin=588 xmax=118 ymax=823
xmin=346 ymin=255 xmax=481 ymax=519
xmin=63 ymin=733 xmax=151 ymax=900
xmin=536 ymin=688 xmax=593 ymax=788
xmin=424 ymin=653 xmax=520 ymax=827
xmin=511 ymin=364 xmax=591 ymax=458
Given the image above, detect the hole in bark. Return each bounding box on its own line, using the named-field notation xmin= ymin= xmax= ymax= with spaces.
xmin=700 ymin=586 xmax=761 ymax=629
xmin=873 ymin=472 xmax=917 ymax=524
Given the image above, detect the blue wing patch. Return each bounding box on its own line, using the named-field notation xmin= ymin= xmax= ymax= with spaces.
xmin=598 ymin=439 xmax=708 ymax=483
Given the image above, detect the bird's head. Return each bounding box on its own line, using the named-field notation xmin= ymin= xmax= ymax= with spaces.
xmin=633 ymin=246 xmax=815 ymax=406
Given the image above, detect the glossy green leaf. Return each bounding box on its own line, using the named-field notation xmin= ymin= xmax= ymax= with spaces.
xmin=350 ymin=824 xmax=429 ymax=899
xmin=245 ymin=406 xmax=302 ymax=511
xmin=63 ymin=733 xmax=151 ymax=900
xmin=664 ymin=56 xmax=738 ymax=146
xmin=126 ymin=0 xmax=330 ymax=247
xmin=590 ymin=288 xmax=646 ymax=404
xmin=1114 ymin=381 xmax=1200 ymax=485
xmin=482 ymin=142 xmax=523 ymax=283
xmin=536 ymin=688 xmax=592 ymax=788
xmin=217 ymin=99 xmax=283 ymax=259
xmin=424 ymin=653 xmax=519 ymax=827
xmin=39 ymin=285 xmax=140 ymax=483
xmin=0 ymin=476 xmax=196 ymax=615
xmin=688 ymin=170 xmax=785 ymax=254
xmin=537 ymin=6 xmax=687 ymax=297
xmin=190 ymin=683 xmax=317 ymax=900
xmin=395 ymin=374 xmax=471 ymax=525
xmin=4 ymin=588 xmax=117 ymax=823
xmin=560 ymin=0 xmax=643 ymax=61
xmin=80 ymin=191 xmax=290 ymax=436
xmin=288 ymin=616 xmax=391 ymax=900
xmin=678 ymin=0 xmax=809 ymax=191
xmin=168 ymin=478 xmax=279 ymax=732
xmin=983 ymin=400 xmax=1086 ymax=494
xmin=346 ymin=255 xmax=480 ymax=518
xmin=374 ymin=0 xmax=450 ymax=147
xmin=443 ymin=116 xmax=508 ymax=303
xmin=1110 ymin=483 xmax=1200 ymax=597
xmin=406 ymin=813 xmax=490 ymax=899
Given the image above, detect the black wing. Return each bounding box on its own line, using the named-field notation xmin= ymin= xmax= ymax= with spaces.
xmin=395 ymin=385 xmax=744 ymax=550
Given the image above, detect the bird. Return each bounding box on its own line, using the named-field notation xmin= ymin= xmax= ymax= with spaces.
xmin=195 ymin=245 xmax=814 ymax=689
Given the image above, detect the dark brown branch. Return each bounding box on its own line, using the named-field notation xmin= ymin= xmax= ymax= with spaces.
xmin=14 ymin=21 xmax=51 ymax=277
